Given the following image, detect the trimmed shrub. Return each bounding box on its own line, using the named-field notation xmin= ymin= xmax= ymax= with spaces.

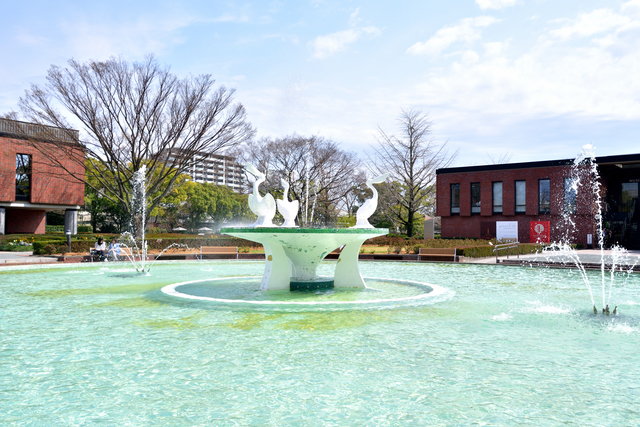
xmin=457 ymin=243 xmax=546 ymax=258
xmin=33 ymin=240 xmax=65 ymax=255
xmin=78 ymin=225 xmax=93 ymax=233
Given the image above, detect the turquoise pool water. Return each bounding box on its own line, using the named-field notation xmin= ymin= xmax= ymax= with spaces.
xmin=2 ymin=260 xmax=640 ymax=425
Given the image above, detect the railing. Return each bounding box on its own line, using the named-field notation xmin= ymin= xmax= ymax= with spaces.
xmin=0 ymin=118 xmax=79 ymax=144
xmin=493 ymin=242 xmax=520 ymax=262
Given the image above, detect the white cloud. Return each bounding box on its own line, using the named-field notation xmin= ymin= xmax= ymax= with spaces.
xmin=621 ymin=0 xmax=640 ymax=16
xmin=407 ymin=16 xmax=499 ymax=56
xmin=61 ymin=15 xmax=194 ymax=60
xmin=309 ymin=26 xmax=380 ymax=59
xmin=549 ymin=9 xmax=630 ymax=40
xmin=409 ymin=6 xmax=640 ymax=131
xmin=211 ymin=13 xmax=250 ymax=23
xmin=349 ymin=8 xmax=361 ymax=27
xmin=476 ymin=0 xmax=517 ymax=10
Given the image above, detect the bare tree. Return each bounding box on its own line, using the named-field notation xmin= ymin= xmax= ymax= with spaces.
xmin=240 ymin=135 xmax=362 ymax=226
xmin=368 ymin=108 xmax=457 ymax=237
xmin=17 ymin=55 xmax=254 ymax=233
xmin=484 ymin=151 xmax=513 ymax=164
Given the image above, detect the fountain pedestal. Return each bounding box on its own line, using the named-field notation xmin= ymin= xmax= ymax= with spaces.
xmin=220 ymin=227 xmax=388 ymax=291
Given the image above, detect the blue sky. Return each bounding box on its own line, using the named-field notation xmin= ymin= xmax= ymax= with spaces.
xmin=2 ymin=0 xmax=639 ymax=167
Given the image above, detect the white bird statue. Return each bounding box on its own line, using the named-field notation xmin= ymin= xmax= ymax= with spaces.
xmin=351 ymin=172 xmax=389 ymax=229
xmin=276 ymin=178 xmax=299 ymax=227
xmin=246 ymin=163 xmax=276 ymax=227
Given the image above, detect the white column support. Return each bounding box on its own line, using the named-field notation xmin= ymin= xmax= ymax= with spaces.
xmin=0 ymin=208 xmax=5 ymax=235
xmin=259 ymin=240 xmax=291 ymax=291
xmin=334 ymin=239 xmax=368 ymax=289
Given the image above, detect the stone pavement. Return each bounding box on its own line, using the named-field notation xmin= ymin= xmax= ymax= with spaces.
xmin=463 ymin=248 xmax=640 ymax=268
xmin=0 ymin=251 xmax=59 ymax=265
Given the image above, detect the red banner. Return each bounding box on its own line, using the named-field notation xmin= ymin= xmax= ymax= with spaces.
xmin=530 ymin=221 xmax=550 ymax=243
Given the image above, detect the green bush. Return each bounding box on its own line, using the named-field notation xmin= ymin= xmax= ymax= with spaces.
xmin=45 ymin=225 xmax=64 ymax=233
xmin=0 ymin=244 xmax=33 ymax=252
xmin=78 ymin=225 xmax=93 ymax=233
xmin=33 ymin=240 xmax=65 ymax=255
xmin=457 ymin=243 xmax=547 ymax=258
xmin=43 ymin=244 xmax=56 ymax=255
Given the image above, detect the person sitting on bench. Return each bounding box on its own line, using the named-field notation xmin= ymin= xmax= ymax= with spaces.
xmin=94 ymin=237 xmax=106 ymax=261
xmin=108 ymin=238 xmax=121 ymax=261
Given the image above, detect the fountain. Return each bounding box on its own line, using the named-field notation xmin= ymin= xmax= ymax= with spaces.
xmin=112 ymin=165 xmax=190 ymax=273
xmin=540 ymin=145 xmax=639 ymax=315
xmin=221 ymin=165 xmax=389 ymax=291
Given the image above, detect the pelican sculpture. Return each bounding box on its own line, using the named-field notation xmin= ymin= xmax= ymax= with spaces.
xmin=276 ymin=178 xmax=299 ymax=227
xmin=246 ymin=163 xmax=276 ymax=227
xmin=351 ymin=173 xmax=389 ymax=229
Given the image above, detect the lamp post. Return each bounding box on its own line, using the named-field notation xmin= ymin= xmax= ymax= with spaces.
xmin=65 ymin=230 xmax=71 ymax=252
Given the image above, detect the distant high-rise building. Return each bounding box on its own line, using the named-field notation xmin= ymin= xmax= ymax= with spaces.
xmin=162 ymin=149 xmax=246 ymax=193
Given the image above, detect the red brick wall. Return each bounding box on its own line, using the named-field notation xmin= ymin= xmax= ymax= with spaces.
xmin=437 ymin=165 xmax=596 ymax=244
xmin=5 ymin=208 xmax=46 ymax=234
xmin=0 ymin=136 xmax=85 ymax=205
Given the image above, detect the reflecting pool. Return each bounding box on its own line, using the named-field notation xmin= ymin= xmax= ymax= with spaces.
xmin=2 ymin=260 xmax=640 ymax=425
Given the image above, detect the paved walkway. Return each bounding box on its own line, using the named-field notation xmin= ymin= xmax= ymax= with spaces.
xmin=464 ymin=249 xmax=640 ymax=267
xmin=2 ymin=249 xmax=640 ymax=268
xmin=0 ymin=251 xmax=59 ymax=265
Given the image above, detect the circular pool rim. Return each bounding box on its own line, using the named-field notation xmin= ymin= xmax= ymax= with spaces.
xmin=161 ymin=276 xmax=451 ymax=307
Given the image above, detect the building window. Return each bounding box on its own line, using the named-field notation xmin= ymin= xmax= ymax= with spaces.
xmin=16 ymin=154 xmax=31 ymax=201
xmin=515 ymin=180 xmax=526 ymax=214
xmin=451 ymin=184 xmax=460 ymax=214
xmin=539 ymin=179 xmax=550 ymax=214
xmin=471 ymin=182 xmax=481 ymax=214
xmin=564 ymin=177 xmax=577 ymax=214
xmin=492 ymin=182 xmax=503 ymax=214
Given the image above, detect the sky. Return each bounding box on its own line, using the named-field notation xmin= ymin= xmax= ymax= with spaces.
xmin=2 ymin=0 xmax=639 ymax=167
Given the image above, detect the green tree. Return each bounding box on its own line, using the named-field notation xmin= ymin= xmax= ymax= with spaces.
xmin=182 ymin=182 xmax=251 ymax=232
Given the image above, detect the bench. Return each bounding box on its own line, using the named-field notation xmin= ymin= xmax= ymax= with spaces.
xmin=200 ymin=246 xmax=239 ymax=259
xmin=90 ymin=247 xmax=134 ymax=262
xmin=419 ymin=248 xmax=457 ymax=262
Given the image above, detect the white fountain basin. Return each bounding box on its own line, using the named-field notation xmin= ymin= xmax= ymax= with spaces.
xmin=221 ymin=227 xmax=388 ymax=291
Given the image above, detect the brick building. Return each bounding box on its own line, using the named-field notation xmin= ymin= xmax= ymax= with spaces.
xmin=0 ymin=118 xmax=85 ymax=235
xmin=436 ymin=154 xmax=640 ymax=248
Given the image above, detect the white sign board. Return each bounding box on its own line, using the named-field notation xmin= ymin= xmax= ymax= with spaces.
xmin=496 ymin=221 xmax=518 ymax=241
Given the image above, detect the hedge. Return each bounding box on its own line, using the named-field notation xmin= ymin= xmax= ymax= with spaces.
xmin=456 ymin=243 xmax=547 ymax=258
xmin=45 ymin=225 xmax=93 ymax=233
xmin=32 ymin=235 xmax=260 ymax=254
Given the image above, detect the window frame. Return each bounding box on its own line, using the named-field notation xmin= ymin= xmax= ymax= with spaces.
xmin=471 ymin=182 xmax=481 ymax=215
xmin=515 ymin=180 xmax=526 ymax=214
xmin=15 ymin=153 xmax=32 ymax=202
xmin=450 ymin=183 xmax=460 ymax=215
xmin=492 ymin=181 xmax=503 ymax=214
xmin=538 ymin=179 xmax=551 ymax=214
xmin=563 ymin=177 xmax=577 ymax=214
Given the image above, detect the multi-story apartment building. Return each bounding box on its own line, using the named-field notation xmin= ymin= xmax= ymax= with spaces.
xmin=162 ymin=149 xmax=246 ymax=193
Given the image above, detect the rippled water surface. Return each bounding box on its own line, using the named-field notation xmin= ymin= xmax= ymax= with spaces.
xmin=2 ymin=260 xmax=640 ymax=426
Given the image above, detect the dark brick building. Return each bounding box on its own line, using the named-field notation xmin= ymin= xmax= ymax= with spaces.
xmin=436 ymin=154 xmax=640 ymax=248
xmin=0 ymin=119 xmax=85 ymax=235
